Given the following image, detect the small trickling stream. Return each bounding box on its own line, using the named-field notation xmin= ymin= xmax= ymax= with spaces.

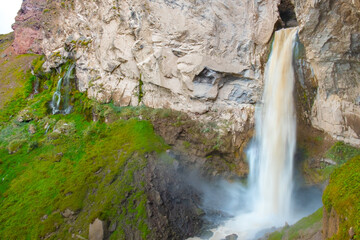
xmin=50 ymin=64 xmax=75 ymax=115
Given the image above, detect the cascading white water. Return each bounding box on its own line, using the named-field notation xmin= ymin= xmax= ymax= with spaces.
xmin=51 ymin=64 xmax=75 ymax=115
xmin=207 ymin=28 xmax=298 ymax=240
xmin=249 ymin=27 xmax=297 ymax=221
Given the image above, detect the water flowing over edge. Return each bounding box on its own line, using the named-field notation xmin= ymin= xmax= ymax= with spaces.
xmin=50 ymin=64 xmax=75 ymax=115
xmin=205 ymin=28 xmax=299 ymax=240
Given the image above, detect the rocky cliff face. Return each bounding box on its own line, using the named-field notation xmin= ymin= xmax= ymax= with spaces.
xmin=12 ymin=0 xmax=360 ymax=146
xmin=295 ymin=0 xmax=360 ymax=147
xmin=24 ymin=0 xmax=283 ymax=134
xmin=12 ymin=0 xmax=46 ymax=54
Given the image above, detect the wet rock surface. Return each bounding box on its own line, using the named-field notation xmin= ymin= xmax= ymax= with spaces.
xmin=144 ymin=155 xmax=204 ymax=239
xmin=149 ymin=110 xmax=252 ymax=176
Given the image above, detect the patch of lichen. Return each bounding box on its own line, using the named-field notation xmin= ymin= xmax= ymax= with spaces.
xmin=60 ymin=0 xmax=75 ymax=10
xmin=0 ymin=58 xmax=168 ymax=239
xmin=322 ymin=155 xmax=360 ymax=239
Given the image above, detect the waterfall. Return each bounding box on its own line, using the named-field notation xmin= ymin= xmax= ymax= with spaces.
xmin=249 ymin=27 xmax=297 ymax=221
xmin=50 ymin=64 xmax=75 ymax=115
xmin=207 ymin=28 xmax=298 ymax=240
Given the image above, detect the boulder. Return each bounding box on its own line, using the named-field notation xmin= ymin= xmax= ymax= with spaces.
xmin=225 ymin=234 xmax=238 ymax=240
xmin=28 ymin=124 xmax=36 ymax=134
xmin=89 ymin=218 xmax=104 ymax=240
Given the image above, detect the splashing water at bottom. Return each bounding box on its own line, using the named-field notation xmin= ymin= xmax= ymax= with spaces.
xmin=190 ymin=28 xmax=313 ymax=240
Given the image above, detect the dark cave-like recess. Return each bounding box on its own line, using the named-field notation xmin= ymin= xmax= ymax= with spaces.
xmin=278 ymin=0 xmax=298 ymax=28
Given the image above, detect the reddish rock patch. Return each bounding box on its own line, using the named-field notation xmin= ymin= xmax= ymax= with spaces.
xmin=12 ymin=0 xmax=46 ymax=54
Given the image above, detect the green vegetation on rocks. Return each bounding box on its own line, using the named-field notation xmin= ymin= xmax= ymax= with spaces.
xmin=318 ymin=142 xmax=360 ymax=182
xmin=323 ymin=155 xmax=360 ymax=239
xmin=0 ymin=33 xmax=39 ymax=108
xmin=267 ymin=140 xmax=360 ymax=240
xmin=300 ymin=135 xmax=360 ymax=184
xmin=0 ymin=58 xmax=168 ymax=239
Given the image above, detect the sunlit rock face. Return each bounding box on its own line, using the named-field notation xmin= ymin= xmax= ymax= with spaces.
xmin=12 ymin=0 xmax=46 ymax=54
xmin=295 ymin=0 xmax=360 ymax=146
xmin=12 ymin=0 xmax=360 ymax=146
xmin=35 ymin=0 xmax=283 ymax=133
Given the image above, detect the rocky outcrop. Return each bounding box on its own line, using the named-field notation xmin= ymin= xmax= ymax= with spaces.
xmin=89 ymin=218 xmax=105 ymax=240
xmin=145 ymin=155 xmax=203 ymax=239
xmin=295 ymin=0 xmax=360 ymax=146
xmin=35 ymin=0 xmax=285 ymax=134
xmin=12 ymin=0 xmax=46 ymax=54
xmin=11 ymin=0 xmax=360 ymax=145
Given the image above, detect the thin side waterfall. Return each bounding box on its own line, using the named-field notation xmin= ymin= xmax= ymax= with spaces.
xmin=51 ymin=64 xmax=75 ymax=115
xmin=208 ymin=28 xmax=298 ymax=240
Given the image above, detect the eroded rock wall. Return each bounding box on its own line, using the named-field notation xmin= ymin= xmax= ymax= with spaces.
xmin=295 ymin=0 xmax=360 ymax=146
xmin=12 ymin=0 xmax=46 ymax=54
xmin=34 ymin=0 xmax=282 ymax=133
xmin=12 ymin=0 xmax=360 ymax=146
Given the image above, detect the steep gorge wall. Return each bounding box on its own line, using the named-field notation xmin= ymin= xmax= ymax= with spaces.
xmin=295 ymin=0 xmax=360 ymax=147
xmin=15 ymin=0 xmax=283 ymax=135
xmin=12 ymin=0 xmax=360 ymax=147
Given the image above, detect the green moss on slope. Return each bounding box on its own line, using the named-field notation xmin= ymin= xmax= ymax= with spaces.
xmin=323 ymin=155 xmax=360 ymax=239
xmin=0 ymin=58 xmax=168 ymax=239
xmin=0 ymin=33 xmax=39 ymax=109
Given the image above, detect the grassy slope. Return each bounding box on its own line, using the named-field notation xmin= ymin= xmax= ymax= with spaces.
xmin=0 ymin=58 xmax=168 ymax=239
xmin=323 ymin=155 xmax=360 ymax=239
xmin=0 ymin=32 xmax=38 ymax=108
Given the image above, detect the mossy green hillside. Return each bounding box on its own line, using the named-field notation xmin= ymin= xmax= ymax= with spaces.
xmin=0 ymin=59 xmax=168 ymax=239
xmin=0 ymin=117 xmax=166 ymax=239
xmin=0 ymin=57 xmax=80 ymax=126
xmin=323 ymin=155 xmax=360 ymax=239
xmin=0 ymin=45 xmax=39 ymax=109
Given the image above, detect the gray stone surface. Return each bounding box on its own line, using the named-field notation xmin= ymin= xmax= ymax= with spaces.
xmin=89 ymin=218 xmax=104 ymax=240
xmin=39 ymin=0 xmax=282 ymax=133
xmin=295 ymin=0 xmax=360 ymax=146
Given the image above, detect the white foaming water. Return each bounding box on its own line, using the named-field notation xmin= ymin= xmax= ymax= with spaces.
xmin=208 ymin=28 xmax=299 ymax=240
xmin=51 ymin=64 xmax=75 ymax=115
